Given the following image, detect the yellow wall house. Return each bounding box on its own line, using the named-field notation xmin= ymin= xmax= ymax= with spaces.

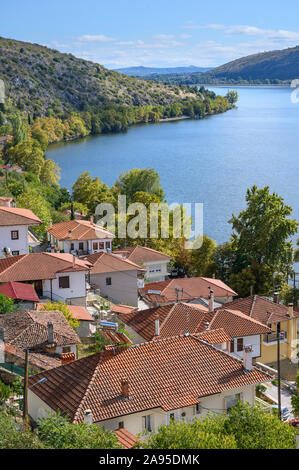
xmin=221 ymin=295 xmax=299 ymax=365
xmin=27 ymin=334 xmax=270 ymax=443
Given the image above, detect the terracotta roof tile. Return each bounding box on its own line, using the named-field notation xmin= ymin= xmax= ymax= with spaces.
xmin=139 ymin=277 xmax=237 ymax=304
xmin=115 ymin=428 xmax=137 ymax=448
xmin=0 ymin=206 xmax=41 ymax=226
xmin=28 ymin=335 xmax=270 ymax=423
xmin=109 ymin=304 xmax=138 ymax=315
xmin=113 ymin=245 xmax=171 ymax=265
xmin=37 ymin=304 xmax=94 ymax=322
xmin=48 ymin=220 xmax=114 ymax=241
xmin=219 ymin=295 xmax=299 ymax=325
xmin=82 ymin=251 xmax=144 ymax=274
xmin=0 ymin=253 xmax=90 ymax=282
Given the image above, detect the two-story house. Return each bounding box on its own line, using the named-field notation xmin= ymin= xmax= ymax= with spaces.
xmin=0 ymin=206 xmax=41 ymax=257
xmin=113 ymin=245 xmax=171 ymax=282
xmin=0 ymin=252 xmax=91 ymax=306
xmin=27 ymin=334 xmax=270 ymax=437
xmin=47 ymin=219 xmax=114 ymax=255
xmin=82 ymin=251 xmax=145 ymax=306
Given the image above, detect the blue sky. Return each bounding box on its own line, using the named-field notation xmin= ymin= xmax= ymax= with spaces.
xmin=2 ymin=0 xmax=299 ymax=68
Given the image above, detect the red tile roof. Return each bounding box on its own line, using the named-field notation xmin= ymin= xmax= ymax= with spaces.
xmin=0 ymin=206 xmax=41 ymax=226
xmin=139 ymin=277 xmax=237 ymax=304
xmin=115 ymin=428 xmax=137 ymax=449
xmin=99 ymin=328 xmax=132 ymax=346
xmin=82 ymin=251 xmax=144 ymax=274
xmin=109 ymin=304 xmax=138 ymax=315
xmin=4 ymin=343 xmax=62 ymax=370
xmin=37 ymin=304 xmax=93 ymax=322
xmin=193 ymin=329 xmax=232 ymax=344
xmin=28 ymin=335 xmax=270 ymax=423
xmin=219 ymin=296 xmax=299 ymax=325
xmin=119 ymin=302 xmax=270 ymax=341
xmin=0 ymin=310 xmax=81 ymax=348
xmin=0 ymin=281 xmax=39 ymax=302
xmin=48 ymin=220 xmax=114 ymax=241
xmin=0 ymin=253 xmax=90 ymax=282
xmin=113 ymin=245 xmax=171 ymax=265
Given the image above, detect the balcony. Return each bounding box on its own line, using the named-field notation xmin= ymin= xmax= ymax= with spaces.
xmin=263 ymin=331 xmax=287 ymax=344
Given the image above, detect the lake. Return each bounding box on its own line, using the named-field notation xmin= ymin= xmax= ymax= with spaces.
xmin=46 ymin=86 xmax=299 ymax=245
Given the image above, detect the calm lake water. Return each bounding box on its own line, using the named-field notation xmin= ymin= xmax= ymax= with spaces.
xmin=47 ymin=86 xmax=299 ymax=245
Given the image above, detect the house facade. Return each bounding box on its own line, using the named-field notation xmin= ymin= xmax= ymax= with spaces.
xmin=113 ymin=246 xmax=171 ymax=282
xmin=82 ymin=251 xmax=145 ymax=307
xmin=0 ymin=207 xmax=41 ymax=257
xmin=27 ymin=335 xmax=270 ymax=437
xmin=0 ymin=253 xmax=90 ymax=306
xmin=47 ymin=219 xmax=114 ymax=255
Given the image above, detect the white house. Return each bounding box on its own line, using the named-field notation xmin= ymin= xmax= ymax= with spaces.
xmin=47 ymin=219 xmax=114 ymax=255
xmin=28 ymin=334 xmax=270 ymax=438
xmin=0 ymin=252 xmax=91 ymax=306
xmin=113 ymin=245 xmax=171 ymax=282
xmin=0 ymin=206 xmax=41 ymax=257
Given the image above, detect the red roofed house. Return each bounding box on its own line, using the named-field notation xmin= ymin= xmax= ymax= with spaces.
xmin=0 ymin=281 xmax=39 ymax=309
xmin=27 ymin=334 xmax=270 ymax=437
xmin=113 ymin=245 xmax=171 ymax=282
xmin=139 ymin=276 xmax=237 ymax=308
xmin=0 ymin=196 xmax=15 ymax=208
xmin=47 ymin=219 xmax=114 ymax=255
xmin=118 ymin=300 xmax=271 ymax=361
xmin=37 ymin=303 xmax=95 ymax=338
xmin=0 ymin=253 xmax=91 ymax=306
xmin=0 ymin=206 xmax=41 ymax=257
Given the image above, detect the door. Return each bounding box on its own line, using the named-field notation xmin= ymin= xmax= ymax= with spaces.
xmin=34 ymin=280 xmax=43 ymax=297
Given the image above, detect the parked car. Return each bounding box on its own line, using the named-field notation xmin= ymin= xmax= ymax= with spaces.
xmin=271 ymin=405 xmax=291 ymax=421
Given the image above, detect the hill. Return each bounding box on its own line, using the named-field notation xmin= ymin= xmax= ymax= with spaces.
xmin=0 ymin=37 xmax=202 ymax=116
xmin=143 ymin=46 xmax=299 ymax=85
xmin=113 ymin=65 xmax=211 ymax=76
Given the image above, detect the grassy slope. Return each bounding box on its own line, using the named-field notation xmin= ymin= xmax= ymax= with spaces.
xmin=0 ymin=36 xmax=199 ymax=116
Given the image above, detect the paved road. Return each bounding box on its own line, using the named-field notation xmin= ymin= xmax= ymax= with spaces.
xmin=264 ymin=382 xmax=294 ymax=420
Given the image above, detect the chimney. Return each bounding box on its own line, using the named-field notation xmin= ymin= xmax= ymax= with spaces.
xmin=243 ymin=345 xmax=253 ymax=373
xmin=121 ymin=377 xmax=130 ymax=400
xmin=208 ymin=288 xmax=214 ymax=313
xmin=90 ymin=215 xmax=94 ymax=224
xmin=273 ymin=292 xmax=279 ymax=304
xmin=73 ymin=254 xmax=76 ymax=267
xmin=47 ymin=322 xmax=54 ymax=344
xmin=154 ymin=313 xmax=160 ymax=336
xmin=68 ymin=230 xmax=72 ymax=239
xmin=84 ymin=409 xmax=93 ymax=425
xmin=0 ymin=327 xmax=5 ymax=343
xmin=288 ymin=303 xmax=294 ymax=317
xmin=61 ymin=352 xmax=75 ymax=365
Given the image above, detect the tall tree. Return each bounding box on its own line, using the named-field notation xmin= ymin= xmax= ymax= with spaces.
xmin=113 ymin=168 xmax=165 ymax=203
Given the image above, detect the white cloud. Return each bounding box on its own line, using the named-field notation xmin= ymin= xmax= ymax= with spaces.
xmin=77 ymin=34 xmax=116 ymax=43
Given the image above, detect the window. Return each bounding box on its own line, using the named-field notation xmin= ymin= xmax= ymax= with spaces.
xmin=79 ymin=242 xmax=84 ymax=250
xmin=195 ymin=404 xmax=201 ymax=415
xmin=118 ymin=421 xmax=124 ymax=429
xmin=237 ymin=338 xmax=244 ymax=352
xmin=70 ymin=243 xmax=74 ymax=251
xmin=99 ymin=242 xmax=104 ymax=250
xmin=169 ymin=413 xmax=175 ymax=422
xmin=62 ymin=346 xmax=71 ymax=353
xmin=106 ymin=241 xmax=111 ymax=249
xmin=149 ymin=267 xmax=155 ymax=273
xmin=59 ymin=276 xmax=70 ymax=289
xmin=11 ymin=230 xmax=19 ymax=240
xmin=230 ymin=340 xmax=235 ymax=353
xmin=106 ymin=277 xmax=112 ymax=286
xmin=225 ymin=393 xmax=241 ymax=411
xmin=142 ymin=415 xmax=152 ymax=432
xmin=12 ymin=250 xmax=19 ymax=256
xmin=155 ymin=264 xmax=161 ymax=272
xmin=93 ymin=242 xmax=98 ymax=250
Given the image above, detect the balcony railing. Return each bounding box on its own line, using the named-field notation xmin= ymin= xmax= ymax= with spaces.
xmin=263 ymin=331 xmax=287 ymax=344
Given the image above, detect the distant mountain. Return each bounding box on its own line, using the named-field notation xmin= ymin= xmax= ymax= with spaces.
xmin=143 ymin=46 xmax=299 ymax=85
xmin=113 ymin=65 xmax=212 ymax=76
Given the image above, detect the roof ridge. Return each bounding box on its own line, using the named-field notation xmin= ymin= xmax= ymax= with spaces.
xmin=159 ymin=303 xmax=177 ymax=332
xmin=249 ymin=295 xmax=257 ymax=317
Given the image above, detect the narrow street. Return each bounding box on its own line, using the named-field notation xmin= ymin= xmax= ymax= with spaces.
xmin=263 ymin=382 xmax=295 ymax=420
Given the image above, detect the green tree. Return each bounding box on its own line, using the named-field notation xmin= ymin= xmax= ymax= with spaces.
xmin=113 ymin=168 xmax=165 ymax=203
xmin=40 ymin=159 xmax=61 ymax=186
xmin=291 ymin=373 xmax=299 ymax=416
xmin=8 ymin=139 xmax=45 ymax=178
xmin=0 ymin=409 xmax=44 ymax=449
xmin=11 ymin=113 xmax=27 ymax=145
xmin=0 ymin=381 xmax=11 ymax=404
xmin=37 ymin=413 xmax=121 ymax=449
xmin=225 ymin=90 xmax=238 ymax=105
xmin=72 ymin=172 xmax=113 ymax=212
xmin=190 ymin=235 xmax=217 ymax=276
xmin=0 ymin=293 xmax=14 ymax=314
xmin=40 ymin=301 xmax=79 ymax=329
xmin=16 ymin=189 xmax=52 ymax=238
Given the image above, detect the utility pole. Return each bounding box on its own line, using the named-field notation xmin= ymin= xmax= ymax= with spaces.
xmin=23 ymin=348 xmax=29 ymax=422
xmin=277 ymin=322 xmax=281 ymax=420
